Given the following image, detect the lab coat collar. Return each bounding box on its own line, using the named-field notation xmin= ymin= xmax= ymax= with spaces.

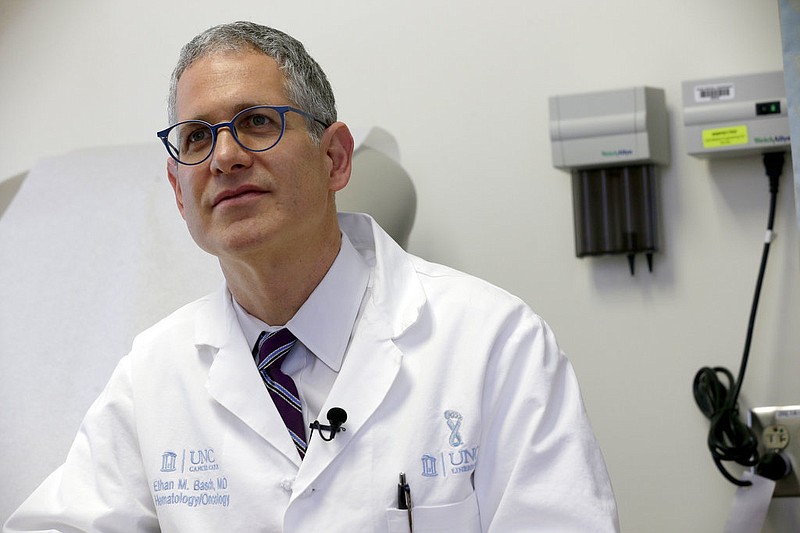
xmin=194 ymin=284 xmax=236 ymax=349
xmin=337 ymin=212 xmax=425 ymax=339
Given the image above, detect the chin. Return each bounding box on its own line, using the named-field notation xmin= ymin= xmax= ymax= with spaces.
xmin=213 ymin=226 xmax=286 ymax=257
xmin=189 ymin=215 xmax=277 ymax=252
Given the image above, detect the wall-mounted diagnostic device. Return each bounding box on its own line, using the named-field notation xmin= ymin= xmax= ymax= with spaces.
xmin=549 ymin=86 xmax=670 ymax=274
xmin=682 ymin=71 xmax=790 ymax=158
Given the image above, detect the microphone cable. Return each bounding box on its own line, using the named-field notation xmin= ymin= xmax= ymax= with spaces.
xmin=692 ymin=151 xmax=785 ymax=486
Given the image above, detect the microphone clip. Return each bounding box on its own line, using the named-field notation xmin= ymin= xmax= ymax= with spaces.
xmin=309 ymin=407 xmax=348 ymax=442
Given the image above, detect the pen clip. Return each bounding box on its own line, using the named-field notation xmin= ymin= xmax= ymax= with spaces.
xmin=397 ymin=473 xmax=408 ymax=510
xmin=398 ymin=472 xmax=413 ymax=532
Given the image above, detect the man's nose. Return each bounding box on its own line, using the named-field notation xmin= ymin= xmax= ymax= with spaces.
xmin=210 ymin=127 xmax=252 ymax=174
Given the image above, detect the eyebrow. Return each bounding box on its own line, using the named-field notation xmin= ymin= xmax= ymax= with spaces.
xmin=183 ymin=102 xmax=283 ymax=124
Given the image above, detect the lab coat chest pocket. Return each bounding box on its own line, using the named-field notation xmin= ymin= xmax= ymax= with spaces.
xmin=385 ymin=492 xmax=480 ymax=533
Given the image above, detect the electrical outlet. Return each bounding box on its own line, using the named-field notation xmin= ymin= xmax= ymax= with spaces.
xmin=748 ymin=405 xmax=800 ymax=496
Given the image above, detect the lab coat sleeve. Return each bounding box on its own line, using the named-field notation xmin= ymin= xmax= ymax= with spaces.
xmin=474 ymin=307 xmax=619 ymax=532
xmin=3 ymin=355 xmax=159 ymax=533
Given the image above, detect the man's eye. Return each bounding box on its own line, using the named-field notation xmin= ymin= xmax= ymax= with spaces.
xmin=188 ymin=129 xmax=209 ymax=143
xmin=244 ymin=114 xmax=274 ymax=128
xmin=237 ymin=109 xmax=282 ymax=131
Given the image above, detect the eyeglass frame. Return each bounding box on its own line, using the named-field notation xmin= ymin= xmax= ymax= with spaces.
xmin=156 ymin=104 xmax=331 ymax=166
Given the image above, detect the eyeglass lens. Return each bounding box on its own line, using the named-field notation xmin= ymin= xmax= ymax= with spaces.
xmin=167 ymin=107 xmax=285 ymax=164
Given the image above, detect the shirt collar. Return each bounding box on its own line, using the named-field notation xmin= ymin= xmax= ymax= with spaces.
xmin=233 ymin=231 xmax=370 ymax=372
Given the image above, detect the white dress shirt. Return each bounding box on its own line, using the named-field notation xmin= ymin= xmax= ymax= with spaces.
xmin=232 ymin=231 xmax=370 ymax=426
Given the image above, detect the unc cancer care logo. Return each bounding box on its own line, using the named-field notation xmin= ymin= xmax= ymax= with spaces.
xmin=421 ymin=410 xmax=479 ymax=478
xmin=152 ymin=448 xmax=231 ymax=509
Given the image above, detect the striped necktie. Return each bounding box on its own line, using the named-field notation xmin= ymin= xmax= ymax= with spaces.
xmin=253 ymin=329 xmax=307 ymax=459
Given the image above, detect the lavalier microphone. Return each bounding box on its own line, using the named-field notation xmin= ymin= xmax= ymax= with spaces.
xmin=309 ymin=407 xmax=347 ymax=442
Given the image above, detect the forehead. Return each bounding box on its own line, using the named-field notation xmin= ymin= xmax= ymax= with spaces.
xmin=175 ymin=50 xmax=288 ymax=121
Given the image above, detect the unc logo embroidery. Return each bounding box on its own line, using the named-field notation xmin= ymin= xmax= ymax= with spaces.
xmin=420 ymin=410 xmax=479 ymax=478
xmin=444 ymin=410 xmax=463 ymax=447
xmin=160 ymin=451 xmax=177 ymax=472
xmin=421 ymin=454 xmax=438 ymax=477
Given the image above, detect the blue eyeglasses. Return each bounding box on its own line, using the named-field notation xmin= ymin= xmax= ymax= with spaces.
xmin=156 ymin=105 xmax=330 ymax=166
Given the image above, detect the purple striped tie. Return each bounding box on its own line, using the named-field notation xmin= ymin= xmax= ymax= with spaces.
xmin=253 ymin=329 xmax=307 ymax=459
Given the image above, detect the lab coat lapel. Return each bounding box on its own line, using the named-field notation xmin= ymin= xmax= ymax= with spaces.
xmin=292 ymin=317 xmax=402 ymax=492
xmin=200 ymin=286 xmax=302 ymax=465
xmin=292 ymin=214 xmax=426 ymax=495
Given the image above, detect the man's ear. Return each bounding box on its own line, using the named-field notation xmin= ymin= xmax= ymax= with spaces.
xmin=323 ymin=122 xmax=354 ymax=193
xmin=166 ymin=158 xmax=186 ymax=219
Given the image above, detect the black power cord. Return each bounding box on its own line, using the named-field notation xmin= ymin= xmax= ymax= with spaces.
xmin=693 ymin=151 xmax=786 ymax=487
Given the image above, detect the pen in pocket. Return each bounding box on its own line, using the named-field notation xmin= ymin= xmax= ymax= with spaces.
xmin=397 ymin=472 xmax=413 ymax=532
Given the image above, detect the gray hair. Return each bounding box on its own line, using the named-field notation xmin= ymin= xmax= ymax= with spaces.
xmin=167 ymin=21 xmax=335 ymax=142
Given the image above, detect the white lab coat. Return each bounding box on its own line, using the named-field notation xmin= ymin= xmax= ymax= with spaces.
xmin=5 ymin=213 xmax=618 ymax=533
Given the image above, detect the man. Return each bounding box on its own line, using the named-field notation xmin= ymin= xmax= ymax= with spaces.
xmin=5 ymin=21 xmax=618 ymax=532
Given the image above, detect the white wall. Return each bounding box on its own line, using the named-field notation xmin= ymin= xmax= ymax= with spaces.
xmin=2 ymin=0 xmax=799 ymax=530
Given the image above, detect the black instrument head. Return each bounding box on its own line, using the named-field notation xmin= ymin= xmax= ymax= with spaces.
xmin=327 ymin=407 xmax=347 ymax=426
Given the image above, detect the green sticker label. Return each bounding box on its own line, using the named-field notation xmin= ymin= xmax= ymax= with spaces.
xmin=702 ymin=125 xmax=748 ymax=148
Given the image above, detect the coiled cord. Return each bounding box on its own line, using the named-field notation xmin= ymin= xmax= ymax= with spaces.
xmin=693 ymin=367 xmax=759 ymax=486
xmin=692 ymin=151 xmax=784 ymax=487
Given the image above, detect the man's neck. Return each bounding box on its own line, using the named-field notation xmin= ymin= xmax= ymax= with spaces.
xmin=221 ymin=227 xmax=342 ymax=326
